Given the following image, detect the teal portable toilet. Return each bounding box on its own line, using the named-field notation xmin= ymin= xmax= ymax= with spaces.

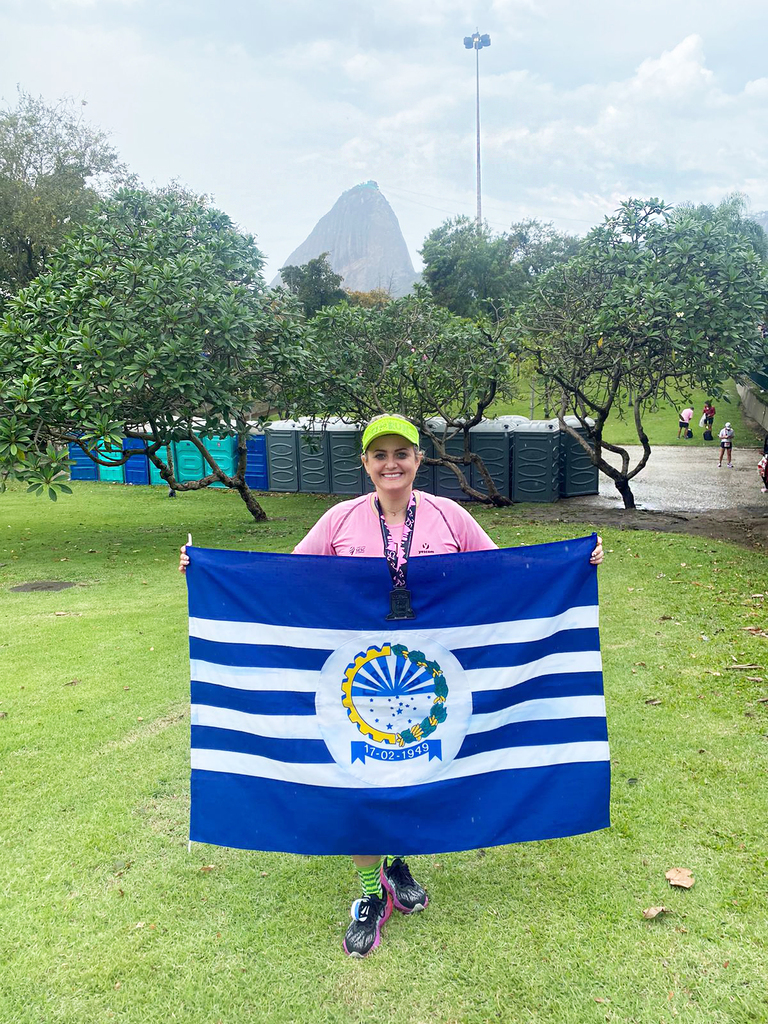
xmin=173 ymin=438 xmax=207 ymax=482
xmin=266 ymin=421 xmax=300 ymax=492
xmin=96 ymin=440 xmax=125 ymax=483
xmin=148 ymin=445 xmax=172 ymax=485
xmin=202 ymin=433 xmax=238 ymax=488
xmin=297 ymin=419 xmax=331 ymax=493
xmin=511 ymin=420 xmax=561 ymax=503
xmin=327 ymin=420 xmax=364 ymax=495
xmin=559 ymin=416 xmax=599 ymax=497
xmin=428 ymin=417 xmax=472 ymax=501
xmin=469 ymin=419 xmax=514 ymax=499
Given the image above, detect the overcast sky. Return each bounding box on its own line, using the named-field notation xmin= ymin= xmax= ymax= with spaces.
xmin=2 ymin=0 xmax=768 ymax=279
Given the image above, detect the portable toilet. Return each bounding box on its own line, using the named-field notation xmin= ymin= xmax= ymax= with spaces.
xmin=297 ymin=419 xmax=331 ymax=493
xmin=172 ymin=437 xmax=206 ymax=483
xmin=148 ymin=445 xmax=173 ymax=485
xmin=266 ymin=420 xmax=301 ymax=492
xmin=68 ymin=442 xmax=99 ymax=481
xmin=122 ymin=438 xmax=150 ymax=485
xmin=427 ymin=417 xmax=472 ymax=501
xmin=327 ymin=419 xmax=364 ymax=495
xmin=559 ymin=416 xmax=599 ymax=497
xmin=245 ymin=429 xmax=269 ymax=491
xmin=510 ymin=420 xmax=561 ymax=503
xmin=469 ymin=419 xmax=514 ymax=500
xmin=96 ymin=440 xmax=125 ymax=483
xmin=202 ymin=433 xmax=238 ymax=488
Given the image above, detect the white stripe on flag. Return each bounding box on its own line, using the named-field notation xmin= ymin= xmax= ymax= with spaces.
xmin=191 ymin=651 xmax=602 ymax=696
xmin=188 ymin=605 xmax=599 ymax=652
xmin=467 ymin=695 xmax=607 ymax=734
xmin=191 ymin=694 xmax=606 ymax=743
xmin=191 ymin=740 xmax=610 ymax=789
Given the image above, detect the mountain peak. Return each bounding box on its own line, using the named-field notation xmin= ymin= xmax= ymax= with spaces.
xmin=275 ymin=184 xmax=418 ymax=297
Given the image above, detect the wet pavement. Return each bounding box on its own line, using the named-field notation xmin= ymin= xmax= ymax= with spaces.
xmin=574 ymin=444 xmax=767 ymax=513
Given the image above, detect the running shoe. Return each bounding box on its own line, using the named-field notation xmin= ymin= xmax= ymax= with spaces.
xmin=343 ymin=892 xmax=391 ymax=958
xmin=381 ymin=857 xmax=429 ymax=914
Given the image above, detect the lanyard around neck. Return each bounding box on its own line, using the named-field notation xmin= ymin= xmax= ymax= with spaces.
xmin=375 ymin=491 xmax=417 ymax=590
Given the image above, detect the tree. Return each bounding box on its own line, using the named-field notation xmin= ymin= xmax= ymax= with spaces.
xmin=0 ymin=186 xmax=308 ymax=519
xmin=278 ymin=252 xmax=347 ymax=317
xmin=345 ymin=287 xmax=392 ymax=308
xmin=0 ymin=89 xmax=126 ymax=296
xmin=308 ymin=297 xmax=516 ymax=504
xmin=516 ymin=198 xmax=768 ymax=508
xmin=420 ymin=216 xmax=579 ymax=320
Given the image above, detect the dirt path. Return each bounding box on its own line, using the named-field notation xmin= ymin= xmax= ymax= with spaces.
xmin=525 ymin=445 xmax=768 ymax=549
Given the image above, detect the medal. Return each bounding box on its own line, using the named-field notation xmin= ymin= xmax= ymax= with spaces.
xmin=386 ymin=587 xmax=415 ymax=620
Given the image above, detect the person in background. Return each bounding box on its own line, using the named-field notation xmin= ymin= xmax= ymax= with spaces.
xmin=702 ymin=400 xmax=716 ymax=432
xmin=677 ymin=405 xmax=694 ymax=438
xmin=718 ymin=422 xmax=735 ymax=467
xmin=758 ymin=450 xmax=768 ymax=493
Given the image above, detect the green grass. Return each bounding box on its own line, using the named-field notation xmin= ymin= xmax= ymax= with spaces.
xmin=1 ymin=483 xmax=767 ymax=1023
xmin=493 ymin=378 xmax=765 ymax=448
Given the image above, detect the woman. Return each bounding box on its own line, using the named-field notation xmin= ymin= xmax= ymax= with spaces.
xmin=180 ymin=413 xmax=604 ymax=958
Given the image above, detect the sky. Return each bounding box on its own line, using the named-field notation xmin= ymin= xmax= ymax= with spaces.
xmin=2 ymin=0 xmax=768 ymax=279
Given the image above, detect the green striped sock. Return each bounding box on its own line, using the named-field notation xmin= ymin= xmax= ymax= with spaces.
xmin=357 ymin=859 xmax=384 ymax=898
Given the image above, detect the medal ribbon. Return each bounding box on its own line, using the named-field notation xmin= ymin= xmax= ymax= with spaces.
xmin=375 ymin=491 xmax=417 ymax=589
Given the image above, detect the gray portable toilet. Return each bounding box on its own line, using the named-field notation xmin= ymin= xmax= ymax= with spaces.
xmin=559 ymin=416 xmax=599 ymax=496
xmin=327 ymin=419 xmax=364 ymax=496
xmin=266 ymin=420 xmax=301 ymax=492
xmin=469 ymin=419 xmax=515 ymax=500
xmin=296 ymin=417 xmax=331 ymax=493
xmin=427 ymin=417 xmax=472 ymax=501
xmin=511 ymin=419 xmax=561 ymax=503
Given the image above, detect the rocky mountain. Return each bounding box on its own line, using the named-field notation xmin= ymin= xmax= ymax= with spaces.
xmin=751 ymin=211 xmax=768 ymax=234
xmin=273 ymin=181 xmax=419 ymax=298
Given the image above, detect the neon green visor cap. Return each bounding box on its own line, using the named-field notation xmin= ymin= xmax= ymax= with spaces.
xmin=361 ymin=415 xmax=419 ymax=452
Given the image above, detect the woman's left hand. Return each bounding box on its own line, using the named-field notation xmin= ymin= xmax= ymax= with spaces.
xmin=590 ymin=535 xmax=604 ymax=565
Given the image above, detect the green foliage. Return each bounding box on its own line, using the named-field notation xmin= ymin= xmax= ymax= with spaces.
xmin=517 ymin=197 xmax=768 ymax=507
xmin=0 ymin=89 xmax=126 ymax=293
xmin=278 ymin=251 xmax=347 ymax=317
xmin=419 ymin=215 xmax=579 ymax=319
xmin=0 ymin=185 xmax=308 ymax=518
xmin=309 ymin=296 xmax=516 ymax=503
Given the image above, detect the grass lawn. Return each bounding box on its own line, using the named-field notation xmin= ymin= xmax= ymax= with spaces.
xmin=493 ymin=378 xmax=765 ymax=448
xmin=1 ymin=482 xmax=767 ymax=1024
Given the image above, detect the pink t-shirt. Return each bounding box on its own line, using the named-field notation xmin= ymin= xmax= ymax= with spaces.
xmin=292 ymin=491 xmax=497 ymax=558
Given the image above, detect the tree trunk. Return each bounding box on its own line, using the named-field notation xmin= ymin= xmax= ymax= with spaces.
xmin=614 ymin=476 xmax=636 ymax=509
xmin=235 ymin=482 xmax=267 ymax=522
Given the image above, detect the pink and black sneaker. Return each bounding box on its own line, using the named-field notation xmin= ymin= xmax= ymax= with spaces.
xmin=381 ymin=857 xmax=428 ymax=914
xmin=343 ymin=891 xmax=392 ymax=958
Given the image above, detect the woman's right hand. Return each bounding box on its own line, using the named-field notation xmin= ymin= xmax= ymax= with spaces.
xmin=179 ymin=544 xmax=190 ymax=574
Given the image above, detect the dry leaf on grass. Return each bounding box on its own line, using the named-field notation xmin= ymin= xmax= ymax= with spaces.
xmin=200 ymin=865 xmax=216 ymax=873
xmin=666 ymin=868 xmax=695 ymax=888
xmin=645 ymin=698 xmax=662 ymax=705
xmin=642 ymin=906 xmax=672 ymax=919
xmin=724 ymin=664 xmax=761 ymax=671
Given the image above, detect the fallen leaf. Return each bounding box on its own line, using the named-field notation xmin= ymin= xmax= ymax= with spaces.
xmin=635 ymin=661 xmax=646 ymax=666
xmin=724 ymin=665 xmax=761 ymax=671
xmin=594 ymin=997 xmax=610 ymax=1003
xmin=200 ymin=865 xmax=216 ymax=873
xmin=642 ymin=906 xmax=672 ymax=919
xmin=756 ymin=696 xmax=768 ymax=703
xmin=666 ymin=867 xmax=695 ymax=888
xmin=137 ymin=717 xmax=144 ymax=722
xmin=645 ymin=698 xmax=662 ymax=706
xmin=114 ymin=982 xmax=121 ymax=990
xmin=746 ymin=676 xmax=764 ymax=683
xmin=134 ymin=921 xmax=145 ymax=929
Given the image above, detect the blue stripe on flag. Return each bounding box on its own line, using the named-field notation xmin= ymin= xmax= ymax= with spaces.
xmin=455 ymin=628 xmax=599 ymax=669
xmin=471 ymin=673 xmax=605 ymax=714
xmin=457 ymin=716 xmax=609 ymax=758
xmin=191 ymin=726 xmax=333 ymax=764
xmin=190 ymin=761 xmax=611 ymax=855
xmin=189 ymin=637 xmax=329 ymax=670
xmin=191 ymin=681 xmax=316 ymax=716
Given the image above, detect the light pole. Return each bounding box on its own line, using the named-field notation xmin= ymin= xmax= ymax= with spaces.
xmin=463 ymin=30 xmax=491 ymax=226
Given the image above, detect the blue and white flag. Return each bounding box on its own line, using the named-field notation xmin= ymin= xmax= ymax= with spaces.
xmin=187 ymin=535 xmax=610 ymax=855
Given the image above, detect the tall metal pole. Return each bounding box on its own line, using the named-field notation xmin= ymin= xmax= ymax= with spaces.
xmin=475 ymin=44 xmax=482 ymax=225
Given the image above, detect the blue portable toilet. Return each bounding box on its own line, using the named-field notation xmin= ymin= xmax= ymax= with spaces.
xmin=266 ymin=420 xmax=301 ymax=492
xmin=510 ymin=420 xmax=561 ymax=503
xmin=68 ymin=442 xmax=99 ymax=481
xmin=122 ymin=438 xmax=150 ymax=485
xmin=245 ymin=429 xmax=269 ymax=490
xmin=96 ymin=440 xmax=125 ymax=483
xmin=559 ymin=416 xmax=599 ymax=496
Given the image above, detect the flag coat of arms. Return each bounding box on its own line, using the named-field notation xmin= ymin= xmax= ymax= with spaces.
xmin=187 ymin=535 xmax=610 ymax=855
